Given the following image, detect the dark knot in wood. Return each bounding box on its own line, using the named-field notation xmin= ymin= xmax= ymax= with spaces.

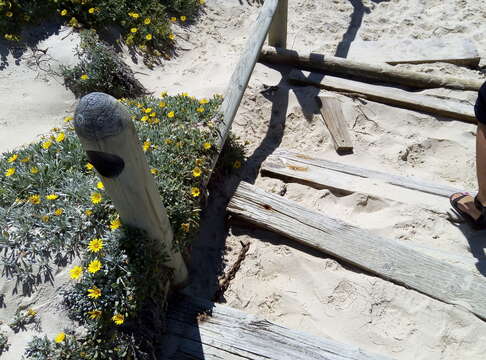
xmin=74 ymin=92 xmax=129 ymax=141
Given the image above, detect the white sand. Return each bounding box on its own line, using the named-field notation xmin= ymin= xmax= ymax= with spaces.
xmin=2 ymin=0 xmax=486 ymax=358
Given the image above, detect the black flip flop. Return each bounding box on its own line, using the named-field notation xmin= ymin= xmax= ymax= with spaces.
xmin=450 ymin=192 xmax=486 ymax=230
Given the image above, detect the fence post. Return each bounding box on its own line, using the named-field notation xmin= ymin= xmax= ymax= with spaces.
xmin=74 ymin=92 xmax=188 ymax=287
xmin=268 ymin=0 xmax=288 ymax=48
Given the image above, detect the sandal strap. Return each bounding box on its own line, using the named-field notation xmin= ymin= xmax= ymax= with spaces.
xmin=475 ymin=195 xmax=485 ymax=212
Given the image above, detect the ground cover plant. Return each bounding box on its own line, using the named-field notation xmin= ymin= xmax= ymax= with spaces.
xmin=1 ymin=93 xmax=245 ymax=359
xmin=0 ymin=0 xmax=205 ymax=58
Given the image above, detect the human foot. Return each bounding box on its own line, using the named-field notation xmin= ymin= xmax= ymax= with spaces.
xmin=450 ymin=192 xmax=486 ymax=230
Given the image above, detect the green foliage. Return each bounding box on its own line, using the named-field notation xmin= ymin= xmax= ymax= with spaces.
xmin=2 ymin=92 xmax=245 ymax=359
xmin=61 ymin=30 xmax=147 ymax=98
xmin=0 ymin=0 xmax=204 ymax=54
xmin=0 ymin=331 xmax=9 ymax=356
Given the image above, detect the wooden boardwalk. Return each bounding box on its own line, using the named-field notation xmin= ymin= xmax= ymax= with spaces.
xmin=161 ymin=295 xmax=393 ymax=360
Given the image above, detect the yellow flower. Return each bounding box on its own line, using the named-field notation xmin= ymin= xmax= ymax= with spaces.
xmin=112 ymin=314 xmax=125 ymax=325
xmin=158 ymin=101 xmax=166 ymax=108
xmin=141 ymin=115 xmax=149 ymax=122
xmin=96 ymin=181 xmax=104 ymax=190
xmin=196 ymin=107 xmax=204 ymax=113
xmin=195 ymin=158 xmax=203 ymax=166
xmin=87 ymin=259 xmax=102 ymax=273
xmin=88 ymin=310 xmax=102 ymax=319
xmin=150 ymin=168 xmax=159 ymax=175
xmin=167 ymin=111 xmax=175 ymax=118
xmin=68 ymin=17 xmax=79 ymax=27
xmin=199 ymin=98 xmax=209 ymax=104
xmin=70 ymin=266 xmax=83 ymax=279
xmin=182 ymin=92 xmax=188 ymax=97
xmin=41 ymin=215 xmax=50 ymax=222
xmin=41 ymin=141 xmax=52 ymax=149
xmin=233 ymin=160 xmax=242 ymax=169
xmin=181 ymin=223 xmax=190 ymax=232
xmin=80 ymin=74 xmax=89 ymax=80
xmin=129 ymin=12 xmax=140 ymax=18
xmin=110 ymin=217 xmax=121 ymax=230
xmin=64 ymin=116 xmax=73 ymax=123
xmin=145 ymin=34 xmax=152 ymax=40
xmin=180 ymin=16 xmax=187 ymax=22
xmin=144 ymin=108 xmax=152 ymax=113
xmin=46 ymin=194 xmax=59 ymax=201
xmin=85 ymin=163 xmax=94 ymax=170
xmin=54 ymin=208 xmax=64 ymax=216
xmin=5 ymin=167 xmax=15 ymax=177
xmin=142 ymin=141 xmax=151 ymax=152
xmin=87 ymin=286 xmax=101 ymax=299
xmin=90 ymin=192 xmax=102 ymax=204
xmin=88 ymin=7 xmax=95 ymax=14
xmin=144 ymin=17 xmax=151 ymax=25
xmin=199 ymin=0 xmax=206 ymax=4
xmin=168 ymin=33 xmax=175 ymax=40
xmin=21 ymin=157 xmax=30 ymax=163
xmin=170 ymin=17 xmax=177 ymax=22
xmin=130 ymin=28 xmax=138 ymax=33
xmin=160 ymin=91 xmax=168 ymax=97
xmin=56 ymin=132 xmax=65 ymax=142
xmin=7 ymin=154 xmax=18 ymax=163
xmin=30 ymin=167 xmax=39 ymax=174
xmin=27 ymin=309 xmax=37 ymax=316
xmin=55 ymin=333 xmax=66 ymax=343
xmin=164 ymin=139 xmax=173 ymax=145
xmin=29 ymin=195 xmax=41 ymax=205
xmin=60 ymin=9 xmax=68 ymax=16
xmin=203 ymin=142 xmax=211 ymax=150
xmin=191 ymin=187 xmax=200 ymax=197
xmin=88 ymin=238 xmax=103 ymax=253
xmin=85 ymin=209 xmax=93 ymax=216
xmin=192 ymin=167 xmax=202 ymax=177
xmin=150 ymin=112 xmax=156 ymax=117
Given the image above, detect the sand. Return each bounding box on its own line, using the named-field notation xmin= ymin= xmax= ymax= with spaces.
xmin=2 ymin=0 xmax=486 ymax=358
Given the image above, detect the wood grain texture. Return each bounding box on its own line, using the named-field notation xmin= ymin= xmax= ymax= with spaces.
xmin=260 ymin=46 xmax=483 ymax=91
xmin=268 ymin=0 xmax=288 ymax=48
xmin=161 ymin=295 xmax=392 ymax=360
xmin=318 ymin=96 xmax=353 ymax=153
xmin=227 ymin=182 xmax=486 ymax=320
xmin=289 ymin=70 xmax=476 ymax=123
xmin=74 ymin=93 xmax=188 ymax=286
xmin=348 ymin=38 xmax=480 ymax=67
xmin=267 ymin=150 xmax=461 ymax=198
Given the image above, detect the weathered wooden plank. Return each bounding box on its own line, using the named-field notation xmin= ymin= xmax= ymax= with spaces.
xmin=260 ymin=46 xmax=484 ymax=91
xmin=261 ymin=154 xmax=450 ymax=213
xmin=318 ymin=96 xmax=353 ymax=153
xmin=161 ymin=295 xmax=392 ymax=360
xmin=289 ymin=70 xmax=476 ymax=123
xmin=268 ymin=0 xmax=288 ymax=48
xmin=348 ymin=38 xmax=480 ymax=67
xmin=227 ymin=182 xmax=486 ymax=320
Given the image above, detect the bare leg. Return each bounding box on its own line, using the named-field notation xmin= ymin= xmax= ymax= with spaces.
xmin=451 ymin=123 xmax=486 ymax=220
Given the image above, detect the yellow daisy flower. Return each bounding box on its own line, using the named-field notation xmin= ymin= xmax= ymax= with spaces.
xmin=141 ymin=115 xmax=149 ymax=122
xmin=180 ymin=16 xmax=187 ymax=22
xmin=158 ymin=101 xmax=166 ymax=108
xmin=112 ymin=313 xmax=125 ymax=325
xmin=64 ymin=116 xmax=73 ymax=123
xmin=142 ymin=141 xmax=151 ymax=152
xmin=41 ymin=141 xmax=52 ymax=149
xmin=199 ymin=98 xmax=209 ymax=104
xmin=87 ymin=259 xmax=102 ymax=273
xmin=46 ymin=194 xmax=59 ymax=200
xmin=85 ymin=163 xmax=94 ymax=170
xmin=203 ymin=142 xmax=211 ymax=150
xmin=168 ymin=33 xmax=175 ymax=40
xmin=30 ymin=167 xmax=39 ymax=174
xmin=146 ymin=34 xmax=152 ymax=40
xmin=160 ymin=91 xmax=168 ymax=97
xmin=96 ymin=181 xmax=104 ymax=190
xmin=54 ymin=208 xmax=64 ymax=216
xmin=80 ymin=74 xmax=89 ymax=80
xmin=150 ymin=168 xmax=159 ymax=175
xmin=69 ymin=266 xmax=83 ymax=279
xmin=85 ymin=209 xmax=93 ymax=216
xmin=27 ymin=309 xmax=37 ymax=316
xmin=56 ymin=132 xmax=65 ymax=142
xmin=167 ymin=111 xmax=175 ymax=118
xmin=144 ymin=17 xmax=151 ymax=25
xmin=87 ymin=286 xmax=101 ymax=299
xmin=170 ymin=17 xmax=177 ymax=22
xmin=196 ymin=107 xmax=204 ymax=112
xmin=110 ymin=217 xmax=121 ymax=230
xmin=181 ymin=223 xmax=190 ymax=232
xmin=90 ymin=192 xmax=102 ymax=204
xmin=7 ymin=154 xmax=18 ymax=163
xmin=88 ymin=7 xmax=95 ymax=14
xmin=88 ymin=309 xmax=102 ymax=319
xmin=191 ymin=187 xmax=200 ymax=197
xmin=21 ymin=157 xmax=30 ymax=163
xmin=28 ymin=195 xmax=41 ymax=205
xmin=130 ymin=28 xmax=138 ymax=33
xmin=5 ymin=167 xmax=15 ymax=177
xmin=41 ymin=215 xmax=50 ymax=222
xmin=88 ymin=238 xmax=103 ymax=253
xmin=55 ymin=333 xmax=66 ymax=343
xmin=144 ymin=108 xmax=152 ymax=113
xmin=192 ymin=167 xmax=202 ymax=177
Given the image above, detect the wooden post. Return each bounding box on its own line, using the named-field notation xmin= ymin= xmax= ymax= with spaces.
xmin=74 ymin=92 xmax=188 ymax=286
xmin=268 ymin=0 xmax=288 ymax=48
xmin=317 ymin=96 xmax=353 ymax=154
